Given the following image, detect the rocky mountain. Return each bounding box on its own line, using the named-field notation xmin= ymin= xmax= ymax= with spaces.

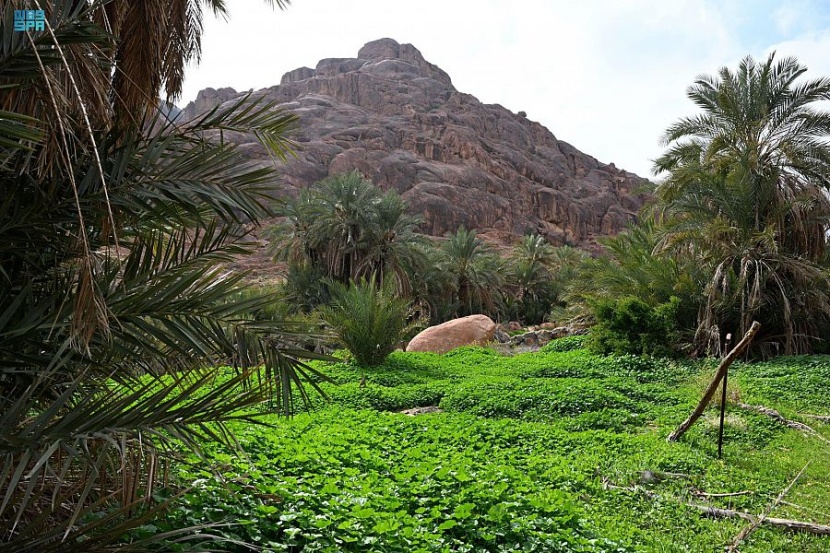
xmin=181 ymin=38 xmax=649 ymax=248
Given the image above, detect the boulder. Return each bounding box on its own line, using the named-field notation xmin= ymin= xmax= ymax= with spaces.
xmin=494 ymin=326 xmax=511 ymax=344
xmin=406 ymin=314 xmax=496 ymax=354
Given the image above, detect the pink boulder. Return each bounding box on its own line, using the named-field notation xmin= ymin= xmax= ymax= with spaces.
xmin=406 ymin=315 xmax=497 ymax=354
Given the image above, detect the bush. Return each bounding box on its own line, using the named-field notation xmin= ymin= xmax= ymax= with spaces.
xmin=587 ymin=296 xmax=680 ymax=357
xmin=320 ymin=277 xmax=422 ymax=367
xmin=541 ymin=335 xmax=586 ymax=353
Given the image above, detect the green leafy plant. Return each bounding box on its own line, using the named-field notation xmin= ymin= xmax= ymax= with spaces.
xmin=0 ymin=2 xmax=322 ymax=550
xmin=587 ymin=296 xmax=681 ymax=357
xmin=320 ymin=277 xmax=423 ymax=367
xmin=147 ymin=348 xmax=830 ymax=552
xmin=541 ymin=335 xmax=587 ymax=353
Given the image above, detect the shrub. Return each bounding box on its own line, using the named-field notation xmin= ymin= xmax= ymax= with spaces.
xmin=541 ymin=335 xmax=586 ymax=353
xmin=587 ymin=296 xmax=680 ymax=357
xmin=320 ymin=277 xmax=423 ymax=367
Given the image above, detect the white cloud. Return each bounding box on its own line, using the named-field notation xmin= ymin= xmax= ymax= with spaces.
xmin=181 ymin=1 xmax=830 ymax=178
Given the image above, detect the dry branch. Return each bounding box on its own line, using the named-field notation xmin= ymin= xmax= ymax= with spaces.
xmin=727 ymin=462 xmax=811 ymax=551
xmin=693 ymin=490 xmax=753 ymax=498
xmin=667 ymin=321 xmax=761 ymax=442
xmin=737 ymin=404 xmax=830 ymax=444
xmin=601 ymin=477 xmax=830 ymax=537
xmin=693 ymin=505 xmax=830 ymax=535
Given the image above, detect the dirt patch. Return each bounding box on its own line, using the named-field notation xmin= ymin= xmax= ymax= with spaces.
xmin=399 ymin=406 xmax=444 ymax=416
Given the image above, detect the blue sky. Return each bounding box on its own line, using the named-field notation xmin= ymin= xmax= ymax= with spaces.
xmin=180 ymin=0 xmax=830 ymax=178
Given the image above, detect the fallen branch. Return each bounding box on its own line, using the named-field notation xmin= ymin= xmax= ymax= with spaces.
xmin=737 ymin=404 xmax=830 ymax=444
xmin=693 ymin=490 xmax=753 ymax=498
xmin=692 ymin=505 xmax=830 ymax=535
xmin=667 ymin=321 xmax=761 ymax=442
xmin=637 ymin=469 xmax=690 ymax=483
xmin=727 ymin=462 xmax=811 ymax=552
xmin=602 ymin=476 xmax=830 ymax=537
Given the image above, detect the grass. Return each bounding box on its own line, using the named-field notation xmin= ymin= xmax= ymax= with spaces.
xmin=152 ymin=345 xmax=830 ymax=552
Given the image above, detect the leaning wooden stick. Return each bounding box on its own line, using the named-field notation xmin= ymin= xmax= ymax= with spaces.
xmin=667 ymin=321 xmax=761 ymax=443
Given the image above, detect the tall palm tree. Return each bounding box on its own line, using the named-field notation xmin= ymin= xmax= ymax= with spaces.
xmin=355 ymin=190 xmax=430 ymax=295
xmin=270 ymin=172 xmax=429 ymax=304
xmin=1 ymin=2 xmax=325 ymax=550
xmin=505 ymin=234 xmax=558 ymax=324
xmin=439 ymin=227 xmax=505 ymax=318
xmin=654 ymin=52 xmax=830 ymax=355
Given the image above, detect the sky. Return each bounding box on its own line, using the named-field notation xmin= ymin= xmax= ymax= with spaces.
xmin=180 ymin=0 xmax=830 ymax=179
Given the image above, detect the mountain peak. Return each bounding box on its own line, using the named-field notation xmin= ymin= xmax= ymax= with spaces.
xmin=181 ymin=39 xmax=647 ymax=248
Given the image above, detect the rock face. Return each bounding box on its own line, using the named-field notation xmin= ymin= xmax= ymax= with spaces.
xmin=181 ymin=38 xmax=649 ymax=247
xmin=406 ymin=314 xmax=497 ymax=354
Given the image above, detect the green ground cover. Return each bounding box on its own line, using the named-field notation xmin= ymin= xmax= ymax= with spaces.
xmin=153 ymin=345 xmax=830 ymax=552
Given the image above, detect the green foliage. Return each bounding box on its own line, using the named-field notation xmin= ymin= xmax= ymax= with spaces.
xmin=320 ymin=278 xmax=422 ymax=367
xmin=503 ymin=235 xmax=582 ymax=325
xmin=0 ymin=4 xmax=323 ymax=548
xmin=151 ymin=348 xmax=830 ymax=552
xmin=541 ymin=335 xmax=586 ymax=353
xmin=654 ymin=52 xmax=830 ymax=355
xmin=737 ymin=356 xmax=830 ymax=413
xmin=269 ymin=172 xmax=429 ymax=313
xmin=587 ymin=296 xmax=681 ymax=357
xmin=161 ymin=411 xmax=631 ymax=553
xmin=569 ymin=221 xmax=702 ymax=328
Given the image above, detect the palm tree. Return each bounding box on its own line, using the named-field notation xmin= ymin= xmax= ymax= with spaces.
xmin=439 ymin=227 xmax=505 ymax=318
xmin=505 ymin=235 xmax=558 ymax=324
xmin=270 ymin=172 xmax=429 ymax=305
xmin=1 ymin=2 xmax=325 ymax=549
xmin=355 ymin=190 xmax=430 ymax=294
xmin=654 ymin=52 xmax=830 ymax=355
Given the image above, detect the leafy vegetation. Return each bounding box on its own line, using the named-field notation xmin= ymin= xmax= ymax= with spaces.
xmin=320 ymin=277 xmax=422 ymax=367
xmin=0 ymin=2 xmax=321 ymax=550
xmin=151 ymin=347 xmax=830 ymax=552
xmin=587 ymin=296 xmax=681 ymax=357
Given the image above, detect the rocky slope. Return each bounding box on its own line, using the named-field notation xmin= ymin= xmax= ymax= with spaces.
xmin=181 ymin=38 xmax=649 ymax=248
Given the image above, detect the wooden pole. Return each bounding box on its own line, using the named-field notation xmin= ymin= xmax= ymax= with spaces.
xmin=717 ymin=368 xmax=728 ymax=458
xmin=668 ymin=322 xmax=760 ymax=443
xmin=717 ymin=333 xmax=732 ymax=459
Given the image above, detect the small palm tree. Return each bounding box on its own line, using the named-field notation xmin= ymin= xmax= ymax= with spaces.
xmin=654 ymin=52 xmax=830 ymax=355
xmin=320 ymin=277 xmax=422 ymax=367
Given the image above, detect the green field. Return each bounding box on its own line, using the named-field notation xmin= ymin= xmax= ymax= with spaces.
xmin=154 ymin=345 xmax=830 ymax=552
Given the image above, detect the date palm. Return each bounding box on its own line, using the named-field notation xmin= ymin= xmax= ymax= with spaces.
xmin=439 ymin=227 xmax=505 ymax=318
xmin=1 ymin=1 xmax=326 ymax=550
xmin=270 ymin=172 xmax=429 ymax=302
xmin=505 ymin=234 xmax=558 ymax=324
xmin=654 ymin=52 xmax=830 ymax=355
